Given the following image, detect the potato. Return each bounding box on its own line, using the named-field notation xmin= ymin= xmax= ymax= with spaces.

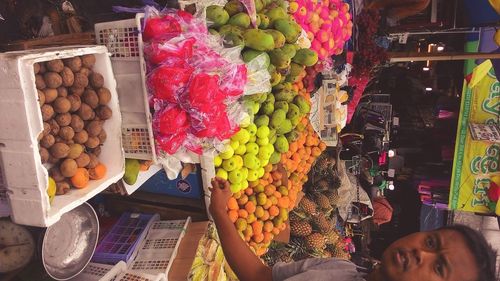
xmin=43 ymin=88 xmax=58 ymax=103
xmin=67 ymin=143 xmax=84 ymax=159
xmin=53 ymin=97 xmax=71 ymax=114
xmin=70 ymin=114 xmax=84 ymax=132
xmin=50 ymin=142 xmax=70 ymax=158
xmin=78 ymin=103 xmax=94 ymax=121
xmin=69 ymin=86 xmax=85 ymax=96
xmin=73 ymin=130 xmax=88 ymax=144
xmin=87 ymin=153 xmax=99 ymax=168
xmin=57 ymin=87 xmax=68 ymax=97
xmin=44 ymin=72 xmax=63 ymax=89
xmin=59 ymin=126 xmax=75 ymax=141
xmin=97 ymin=129 xmax=107 ymax=143
xmin=97 ymin=88 xmax=111 ymax=105
xmin=81 ymin=54 xmax=96 ymax=68
xmin=61 ymin=66 xmax=74 ymax=87
xmin=60 ymin=159 xmax=78 ymax=177
xmin=46 ymin=59 xmax=64 ymax=72
xmin=38 ymin=89 xmax=45 ymax=106
xmin=67 ymin=95 xmax=82 ymax=112
xmin=35 ymin=74 xmax=46 ymax=89
xmin=41 ymin=104 xmax=54 ymax=121
xmin=50 ymin=167 xmax=65 ymax=182
xmin=56 ymin=181 xmax=70 ymax=195
xmin=86 ymin=120 xmax=103 ymax=137
xmin=85 ymin=136 xmax=100 ymax=149
xmin=34 ymin=63 xmax=41 ymax=74
xmin=55 ymin=113 xmax=72 ymax=126
xmin=79 ymin=67 xmax=92 ymax=77
xmin=82 ymin=89 xmax=99 ymax=109
xmin=39 ymin=147 xmax=49 ymax=163
xmin=49 ymin=119 xmax=60 ymax=135
xmin=64 ymin=57 xmax=82 ymax=72
xmin=90 ymin=146 xmax=101 ymax=157
xmin=89 ymin=72 xmax=104 ymax=88
xmin=43 ymin=122 xmax=51 ymax=136
xmin=48 ymin=156 xmax=60 ymax=164
xmin=73 ymin=72 xmax=89 ymax=88
xmin=40 ymin=134 xmax=55 ymax=148
xmin=96 ymin=105 xmax=112 ymax=120
xmin=75 ymin=153 xmax=91 ymax=168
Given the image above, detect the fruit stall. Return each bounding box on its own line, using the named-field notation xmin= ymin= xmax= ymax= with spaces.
xmin=0 ymin=0 xmax=383 ymax=280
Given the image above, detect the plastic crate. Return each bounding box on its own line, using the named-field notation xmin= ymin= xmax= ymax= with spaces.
xmin=70 ymin=262 xmax=126 ymax=281
xmin=94 ymin=15 xmax=155 ymax=161
xmin=93 ymin=213 xmax=159 ymax=264
xmin=0 ymin=46 xmax=125 ymax=227
xmin=114 ymin=271 xmax=166 ymax=281
xmin=129 ymin=218 xmax=190 ymax=276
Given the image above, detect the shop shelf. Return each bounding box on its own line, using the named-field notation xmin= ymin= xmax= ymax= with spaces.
xmin=93 ymin=213 xmax=160 ymax=264
xmin=123 ymin=164 xmax=162 ymax=195
xmin=0 ymin=46 xmax=125 ymax=227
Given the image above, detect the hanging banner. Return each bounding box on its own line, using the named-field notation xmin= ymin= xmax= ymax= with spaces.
xmin=449 ymin=61 xmax=500 ymax=213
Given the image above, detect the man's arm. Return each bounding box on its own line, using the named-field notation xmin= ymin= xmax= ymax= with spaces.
xmin=210 ymin=178 xmax=273 ymax=281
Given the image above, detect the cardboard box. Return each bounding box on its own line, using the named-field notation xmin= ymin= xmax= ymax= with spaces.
xmin=168 ymin=221 xmax=210 ymax=281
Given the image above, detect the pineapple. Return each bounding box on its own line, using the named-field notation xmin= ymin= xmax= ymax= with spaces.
xmin=312 ymin=213 xmax=331 ymax=233
xmin=331 ymin=176 xmax=341 ymax=189
xmin=328 ymin=242 xmax=351 ymax=260
xmin=263 ymin=249 xmax=293 ymax=266
xmin=288 ymin=238 xmax=310 ymax=261
xmin=305 ymin=233 xmax=326 ymax=250
xmin=290 ymin=220 xmax=313 ymax=237
xmin=298 ymin=197 xmax=317 ymax=214
xmin=314 ymin=193 xmax=332 ymax=211
xmin=324 ymin=190 xmax=341 ymax=207
xmin=323 ymin=229 xmax=340 ymax=245
xmin=317 ymin=180 xmax=329 ymax=192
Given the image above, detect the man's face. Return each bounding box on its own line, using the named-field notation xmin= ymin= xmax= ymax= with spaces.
xmin=379 ymin=229 xmax=479 ymax=281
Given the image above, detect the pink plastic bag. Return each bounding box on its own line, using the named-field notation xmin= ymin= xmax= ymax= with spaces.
xmin=153 ymin=105 xmax=190 ymax=135
xmin=147 ymin=65 xmax=193 ymax=102
xmin=143 ymin=37 xmax=196 ymax=66
xmin=143 ymin=14 xmax=182 ymax=42
xmin=156 ymin=131 xmax=187 ymax=155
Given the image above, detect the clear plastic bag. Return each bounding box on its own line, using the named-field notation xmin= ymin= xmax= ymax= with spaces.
xmin=243 ymin=53 xmax=272 ymax=95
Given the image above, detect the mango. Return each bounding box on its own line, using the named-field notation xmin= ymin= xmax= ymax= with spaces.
xmin=274 ymin=136 xmax=289 ymax=153
xmin=266 ymin=93 xmax=275 ymax=104
xmin=293 ymin=95 xmax=311 ymax=114
xmin=255 ymin=0 xmax=264 ymax=12
xmin=268 ymin=49 xmax=291 ymax=69
xmin=255 ymin=115 xmax=270 ymax=127
xmin=273 ymin=82 xmax=292 ymax=92
xmin=287 ymin=103 xmax=301 ymax=120
xmin=219 ymin=25 xmax=245 ymax=47
xmin=208 ymin=28 xmax=219 ymax=35
xmin=273 ymin=19 xmax=301 ymax=43
xmin=260 ymin=101 xmax=275 ymax=115
xmin=242 ymin=50 xmax=270 ymax=67
xmin=269 ymin=151 xmax=281 ymax=164
xmin=258 ymin=14 xmax=270 ymax=29
xmin=270 ymin=71 xmax=282 ymax=86
xmin=290 ymin=116 xmax=300 ymax=126
xmin=274 ymin=89 xmax=297 ymax=103
xmin=280 ymin=44 xmax=298 ymax=59
xmin=224 ymin=0 xmax=245 ymax=16
xmin=244 ymin=29 xmax=275 ymax=51
xmin=276 ymin=119 xmax=292 ymax=134
xmin=207 ymin=5 xmax=230 ymax=28
xmin=285 ymin=62 xmax=305 ymax=83
xmin=228 ymin=12 xmax=251 ymax=28
xmin=292 ymin=48 xmax=319 ymax=67
xmin=286 ymin=130 xmax=300 ymax=142
xmin=268 ymin=64 xmax=276 ymax=75
xmin=275 ymin=101 xmax=289 ymax=113
xmin=124 ymin=158 xmax=141 ymax=185
xmin=269 ymin=129 xmax=277 ymax=144
xmin=270 ymin=109 xmax=287 ymax=129
xmin=265 ymin=7 xmax=288 ymax=26
xmin=264 ymin=29 xmax=286 ymax=48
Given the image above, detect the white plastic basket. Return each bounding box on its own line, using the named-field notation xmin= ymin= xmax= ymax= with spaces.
xmin=115 ymin=271 xmax=166 ymax=281
xmin=70 ymin=262 xmax=127 ymax=281
xmin=0 ymin=46 xmax=125 ymax=227
xmin=94 ymin=15 xmax=156 ymax=161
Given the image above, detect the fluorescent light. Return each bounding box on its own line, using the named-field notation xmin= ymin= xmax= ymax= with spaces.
xmin=423 ymin=67 xmax=430 ymax=71
xmin=437 ymin=46 xmax=444 ymax=51
xmin=388 ymin=184 xmax=395 ymax=190
xmin=426 ymin=87 xmax=433 ymax=91
xmin=388 ymin=150 xmax=396 ymax=157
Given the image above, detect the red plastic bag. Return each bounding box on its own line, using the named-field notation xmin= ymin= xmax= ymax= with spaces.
xmin=187 ymin=73 xmax=224 ymax=108
xmin=143 ymin=14 xmax=182 ymax=42
xmin=143 ymin=37 xmax=196 ymax=66
xmin=154 ymin=105 xmax=190 ymax=135
xmin=156 ymin=131 xmax=187 ymax=155
xmin=220 ymin=64 xmax=247 ymax=98
xmin=148 ymin=65 xmax=193 ymax=102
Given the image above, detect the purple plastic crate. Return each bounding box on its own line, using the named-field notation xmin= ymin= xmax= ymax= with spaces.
xmin=92 ymin=213 xmax=156 ymax=264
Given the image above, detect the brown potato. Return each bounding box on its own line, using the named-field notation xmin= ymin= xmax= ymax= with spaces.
xmin=87 ymin=153 xmax=99 ymax=168
xmin=85 ymin=136 xmax=100 ymax=149
xmin=35 ymin=74 xmax=46 ymax=89
xmin=69 ymin=86 xmax=85 ymax=96
xmin=67 ymin=95 xmax=81 ymax=112
xmin=43 ymin=122 xmax=51 ymax=136
xmin=38 ymin=89 xmax=45 ymax=106
xmin=53 ymin=97 xmax=71 ymax=114
xmin=40 ymin=134 xmax=55 ymax=148
xmin=50 ymin=142 xmax=70 ymax=158
xmin=86 ymin=120 xmax=103 ymax=137
xmin=39 ymin=63 xmax=47 ymax=74
xmin=34 ymin=63 xmax=41 ymax=74
xmin=73 ymin=130 xmax=89 ymax=144
xmin=41 ymin=104 xmax=54 ymax=121
xmin=57 ymin=87 xmax=68 ymax=97
xmin=96 ymin=105 xmax=112 ymax=120
xmin=89 ymin=72 xmax=104 ymax=88
xmin=60 ymin=66 xmax=74 ymax=87
xmin=48 ymin=156 xmax=60 ymax=164
xmin=97 ymin=129 xmax=107 ymax=144
xmin=43 ymin=88 xmax=58 ymax=103
xmin=67 ymin=143 xmax=84 ymax=159
xmin=46 ymin=59 xmax=64 ymax=72
xmin=59 ymin=126 xmax=75 ymax=141
xmin=49 ymin=119 xmax=60 ymax=135
xmin=64 ymin=57 xmax=82 ymax=72
xmin=55 ymin=113 xmax=72 ymax=126
xmin=60 ymin=159 xmax=78 ymax=177
xmin=97 ymin=88 xmax=111 ymax=105
xmin=82 ymin=89 xmax=99 ymax=109
xmin=39 ymin=147 xmax=49 ymax=163
xmin=75 ymin=153 xmax=91 ymax=168
xmin=78 ymin=103 xmax=94 ymax=121
xmin=79 ymin=67 xmax=92 ymax=77
xmin=73 ymin=72 xmax=89 ymax=88
xmin=90 ymin=146 xmax=102 ymax=157
xmin=44 ymin=72 xmax=63 ymax=89
xmin=70 ymin=115 xmax=84 ymax=132
xmin=56 ymin=181 xmax=70 ymax=195
xmin=50 ymin=167 xmax=65 ymax=182
xmin=81 ymin=54 xmax=96 ymax=68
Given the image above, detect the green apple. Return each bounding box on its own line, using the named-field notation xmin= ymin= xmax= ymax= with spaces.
xmin=230 ymin=182 xmax=242 ymax=193
xmin=245 ymin=143 xmax=259 ymax=155
xmin=265 ymin=143 xmax=275 ymax=154
xmin=247 ymin=123 xmax=257 ymax=136
xmin=233 ymin=128 xmax=251 ymax=144
xmin=222 ymin=158 xmax=237 ymax=172
xmin=255 ymin=115 xmax=269 ymax=127
xmin=216 ymin=168 xmax=228 ymax=180
xmin=240 ymin=167 xmax=249 ymax=180
xmin=256 ymin=125 xmax=270 ymax=138
xmin=233 ymin=155 xmax=244 ymax=169
xmin=259 ymin=145 xmax=273 ymax=159
xmin=229 ymin=169 xmax=243 ymax=184
xmin=260 ymin=158 xmax=269 ymax=167
xmin=251 ymin=102 xmax=260 ymax=114
xmin=243 ymin=153 xmax=261 ymax=170
xmin=249 ymin=135 xmax=257 ymax=143
xmin=220 ymin=145 xmax=234 ymax=159
xmin=214 ymin=155 xmax=222 ymax=167
xmin=274 ymin=135 xmax=289 ymax=153
xmin=257 ymin=137 xmax=269 ymax=146
xmin=230 ymin=140 xmax=240 ymax=150
xmin=241 ymin=180 xmax=249 ymax=190
xmin=234 ymin=144 xmax=247 ymax=155
xmin=247 ymin=169 xmax=259 ymax=181
xmin=257 ymin=167 xmax=265 ymax=178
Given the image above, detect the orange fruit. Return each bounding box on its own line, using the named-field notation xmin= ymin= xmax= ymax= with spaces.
xmin=237 ymin=194 xmax=249 ymax=206
xmin=235 ymin=218 xmax=247 ymax=231
xmin=263 ymin=199 xmax=273 ymax=210
xmin=272 ymin=227 xmax=280 ymax=235
xmin=227 ymin=197 xmax=239 ymax=210
xmin=249 ymin=181 xmax=259 ymax=188
xmin=245 ymin=201 xmax=256 ymax=214
xmin=238 ymin=209 xmax=249 ymax=219
xmin=269 ymin=195 xmax=278 ymax=206
xmin=233 ymin=191 xmax=242 ymax=199
xmin=273 ymin=191 xmax=282 ymax=199
xmin=264 ymin=164 xmax=273 ymax=173
xmin=243 ymin=226 xmax=253 ymax=238
xmin=228 ymin=210 xmax=238 ymax=223
xmin=269 ymin=205 xmax=279 ymax=217
xmin=261 ymin=210 xmax=270 ymax=221
xmin=254 ymin=183 xmax=265 ymax=193
xmin=71 ymin=168 xmax=89 ymax=189
xmin=264 ymin=185 xmax=276 ymax=196
xmin=263 ymin=232 xmax=274 ymax=243
xmin=255 ymin=206 xmax=265 ymax=218
xmin=319 ymin=142 xmax=327 ymax=151
xmin=245 ymin=187 xmax=254 ymax=196
xmin=256 ymin=192 xmax=267 ymax=206
xmin=278 ymin=197 xmax=290 ymax=209
xmin=263 ymin=221 xmax=274 ymax=232
xmin=89 ymin=163 xmax=107 ymax=180
xmin=312 ymin=147 xmax=322 ymax=157
xmin=253 ymin=233 xmax=264 ymax=243
xmin=247 ymin=213 xmax=257 ymax=224
xmin=252 ymin=221 xmax=263 ymax=235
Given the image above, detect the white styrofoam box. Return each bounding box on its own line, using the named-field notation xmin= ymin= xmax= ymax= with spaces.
xmin=70 ymin=262 xmax=127 ymax=281
xmin=129 ymin=218 xmax=190 ymax=276
xmin=123 ymin=164 xmax=162 ymax=195
xmin=94 ymin=15 xmax=156 ymax=162
xmin=0 ymin=46 xmax=125 ymax=227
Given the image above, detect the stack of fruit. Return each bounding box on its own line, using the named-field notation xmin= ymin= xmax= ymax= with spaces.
xmin=35 ymin=55 xmax=110 ymax=199
xmin=288 ymin=0 xmax=353 ymax=59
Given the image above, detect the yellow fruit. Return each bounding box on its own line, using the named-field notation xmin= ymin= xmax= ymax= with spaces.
xmin=489 ymin=0 xmax=500 ymax=14
xmin=47 ymin=177 xmax=56 ymax=203
xmin=257 ymin=192 xmax=268 ymax=206
xmin=495 ymin=30 xmax=500 ymax=46
xmin=236 ymin=218 xmax=248 ymax=231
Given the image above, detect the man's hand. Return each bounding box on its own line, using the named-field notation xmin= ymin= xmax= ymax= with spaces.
xmin=208 ymin=177 xmax=231 ymax=219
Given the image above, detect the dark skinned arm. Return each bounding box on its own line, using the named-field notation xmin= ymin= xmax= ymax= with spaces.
xmin=209 ymin=177 xmax=273 ymax=281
